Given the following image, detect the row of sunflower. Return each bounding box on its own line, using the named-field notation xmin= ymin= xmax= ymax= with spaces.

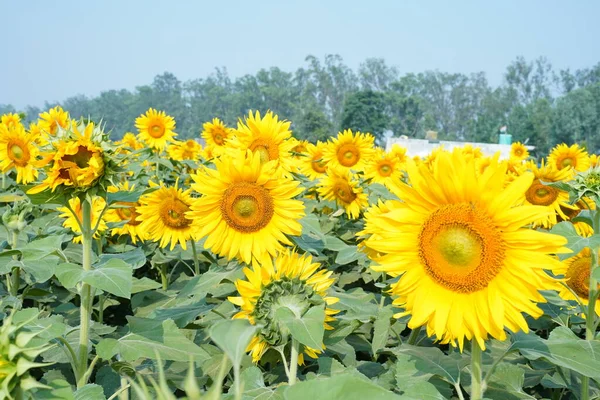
xmin=0 ymin=106 xmax=599 ymax=399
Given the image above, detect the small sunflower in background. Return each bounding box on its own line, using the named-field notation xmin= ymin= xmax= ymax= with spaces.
xmin=365 ymin=148 xmax=567 ymax=350
xmin=317 ymin=167 xmax=368 ymax=219
xmin=548 ymin=143 xmax=590 ymax=172
xmin=323 ymin=129 xmax=375 ymax=172
xmin=38 ymin=106 xmax=69 ymax=136
xmin=228 ymin=111 xmax=296 ymax=176
xmin=58 ymin=196 xmax=107 ymax=243
xmin=116 ymin=132 xmax=145 ymax=152
xmin=298 ymin=141 xmax=328 ymax=181
xmin=0 ymin=123 xmax=39 ymax=184
xmin=510 ymin=142 xmax=529 ymax=161
xmin=135 ymin=108 xmax=177 ymax=150
xmin=202 ymin=117 xmax=233 ymax=156
xmin=364 ymin=148 xmax=404 ymax=188
xmin=523 ymin=160 xmax=577 ymax=229
xmin=228 ymin=249 xmax=339 ymax=364
xmin=1 ymin=113 xmax=22 ymax=130
xmin=589 ymin=154 xmax=599 ymax=168
xmin=460 ymin=144 xmax=483 ymax=160
xmin=104 ymin=183 xmax=146 ymax=244
xmin=554 ymin=248 xmax=600 ymax=317
xmin=167 ymin=139 xmax=203 ymax=161
xmin=137 ymin=185 xmax=194 ymax=250
xmin=188 ymin=150 xmax=304 ymax=267
xmin=390 ymin=144 xmax=408 ymax=164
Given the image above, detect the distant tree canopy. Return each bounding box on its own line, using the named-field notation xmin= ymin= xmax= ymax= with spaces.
xmin=2 ymin=55 xmax=600 ymax=156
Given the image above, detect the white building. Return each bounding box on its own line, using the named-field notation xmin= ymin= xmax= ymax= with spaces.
xmin=386 ymin=137 xmax=533 ymax=159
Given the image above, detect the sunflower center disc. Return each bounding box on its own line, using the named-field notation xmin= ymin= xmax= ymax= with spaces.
xmin=337 ymin=144 xmax=359 ymax=167
xmin=566 ymin=256 xmax=593 ymax=298
xmin=116 ymin=202 xmax=142 ymax=226
xmin=221 ymin=182 xmax=274 ymax=233
xmin=419 ymin=203 xmax=505 ymax=293
xmin=312 ymin=154 xmax=327 ymax=173
xmin=561 ymin=157 xmax=573 ymax=168
xmin=63 ymin=146 xmax=94 ymax=168
xmin=379 ymin=163 xmax=392 ymax=176
xmin=9 ymin=144 xmax=24 ymax=160
xmin=149 ymin=124 xmax=165 ymax=138
xmin=160 ymin=198 xmax=192 ymax=229
xmin=333 ymin=181 xmax=357 ymax=204
xmin=525 ymin=180 xmax=558 ymax=206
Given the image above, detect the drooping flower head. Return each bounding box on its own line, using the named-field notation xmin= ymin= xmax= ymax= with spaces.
xmin=0 ymin=123 xmax=39 ymax=184
xmin=510 ymin=142 xmax=529 ymax=161
xmin=365 ymin=148 xmax=568 ymax=350
xmin=548 ymin=143 xmax=590 ymax=172
xmin=188 ymin=150 xmax=305 ymax=266
xmin=58 ymin=196 xmax=107 ymax=243
xmin=201 ymin=117 xmax=233 ymax=156
xmin=137 ymin=185 xmax=194 ymax=250
xmin=228 ymin=249 xmax=338 ymax=363
xmin=323 ymin=129 xmax=375 ymax=172
xmin=317 ymin=167 xmax=368 ymax=220
xmin=135 ymin=108 xmax=177 ymax=150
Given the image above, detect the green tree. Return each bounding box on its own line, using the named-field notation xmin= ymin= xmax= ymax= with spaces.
xmin=340 ymin=90 xmax=389 ymax=142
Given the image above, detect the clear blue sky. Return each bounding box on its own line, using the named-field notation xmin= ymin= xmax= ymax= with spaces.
xmin=1 ymin=0 xmax=598 ymax=109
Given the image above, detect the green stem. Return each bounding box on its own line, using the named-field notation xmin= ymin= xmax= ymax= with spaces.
xmin=407 ymin=326 xmax=422 ymax=345
xmin=77 ymin=198 xmax=94 ymax=389
xmin=470 ymin=341 xmax=484 ymax=400
xmin=9 ymin=230 xmax=19 ymax=297
xmin=233 ymin=364 xmax=242 ymax=400
xmin=190 ymin=240 xmax=200 ymax=276
xmin=581 ymin=247 xmax=599 ymax=400
xmin=160 ymin=264 xmax=169 ymax=290
xmin=288 ymin=339 xmax=300 ymax=385
xmin=1 ymin=173 xmax=6 ymax=190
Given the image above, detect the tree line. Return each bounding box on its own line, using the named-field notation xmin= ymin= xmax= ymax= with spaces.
xmin=2 ymin=55 xmax=600 ymax=156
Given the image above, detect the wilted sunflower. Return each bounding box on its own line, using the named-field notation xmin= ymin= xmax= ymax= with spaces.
xmin=323 ymin=129 xmax=375 ymax=172
xmin=1 ymin=113 xmax=22 ymax=130
xmin=137 ymin=185 xmax=194 ymax=250
xmin=364 ymin=148 xmax=404 ymax=188
xmin=104 ymin=183 xmax=146 ymax=244
xmin=523 ymin=160 xmax=577 ymax=229
xmin=28 ymin=121 xmax=105 ymax=194
xmin=58 ymin=196 xmax=107 ymax=243
xmin=135 ymin=108 xmax=176 ymax=150
xmin=39 ymin=106 xmax=69 ymax=136
xmin=228 ymin=249 xmax=338 ymax=363
xmin=555 ymin=248 xmax=600 ymax=316
xmin=202 ymin=117 xmax=232 ymax=155
xmin=0 ymin=123 xmax=39 ymax=184
xmin=365 ymin=149 xmax=567 ymax=350
xmin=167 ymin=139 xmax=202 ymax=161
xmin=510 ymin=142 xmax=529 ymax=161
xmin=548 ymin=143 xmax=590 ymax=172
xmin=298 ymin=141 xmax=328 ymax=181
xmin=228 ymin=111 xmax=296 ymax=176
xmin=317 ymin=167 xmax=368 ymax=220
xmin=188 ymin=150 xmax=304 ymax=266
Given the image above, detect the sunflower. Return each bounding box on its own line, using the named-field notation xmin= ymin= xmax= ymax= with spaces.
xmin=135 ymin=108 xmax=177 ymax=150
xmin=323 ymin=129 xmax=375 ymax=172
xmin=523 ymin=160 xmax=577 ymax=229
xmin=104 ymin=183 xmax=146 ymax=244
xmin=39 ymin=106 xmax=69 ymax=136
xmin=228 ymin=249 xmax=339 ymax=363
xmin=390 ymin=144 xmax=408 ymax=164
xmin=116 ymin=132 xmax=144 ymax=151
xmin=460 ymin=144 xmax=483 ymax=160
xmin=298 ymin=141 xmax=328 ymax=181
xmin=227 ymin=111 xmax=296 ymax=176
xmin=188 ymin=150 xmax=304 ymax=266
xmin=136 ymin=185 xmax=194 ymax=250
xmin=590 ymin=154 xmax=599 ymax=168
xmin=556 ymin=198 xmax=595 ymax=238
xmin=317 ymin=167 xmax=368 ymax=220
xmin=548 ymin=143 xmax=590 ymax=172
xmin=510 ymin=142 xmax=529 ymax=161
xmin=555 ymin=248 xmax=600 ymax=316
xmin=58 ymin=196 xmax=107 ymax=243
xmin=167 ymin=139 xmax=203 ymax=161
xmin=357 ymin=199 xmax=402 ymax=260
xmin=0 ymin=123 xmax=39 ymax=184
xmin=202 ymin=118 xmax=233 ymax=155
xmin=365 ymin=148 xmax=567 ymax=350
xmin=28 ymin=121 xmax=105 ymax=194
xmin=364 ymin=148 xmax=404 ymax=188
xmin=1 ymin=113 xmax=22 ymax=130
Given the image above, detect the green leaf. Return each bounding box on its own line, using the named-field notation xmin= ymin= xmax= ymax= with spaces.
xmin=335 ymin=246 xmax=364 ymax=265
xmin=394 ymin=344 xmax=463 ymax=385
xmin=323 ymin=236 xmax=349 ymax=251
xmin=486 ymin=363 xmax=536 ymax=400
xmin=334 ymin=288 xmax=379 ymax=322
xmin=592 ymin=265 xmax=600 ymax=282
xmin=82 ymin=258 xmax=132 ymax=299
xmin=106 ymin=189 xmax=147 ymax=205
xmin=283 ymin=372 xmax=402 ymax=400
xmin=55 ymin=263 xmax=84 ymax=288
xmin=19 ymin=235 xmax=67 ymax=260
xmin=371 ymin=306 xmax=393 ymax=355
xmin=0 ymin=250 xmax=21 ymax=275
xmin=74 ymin=384 xmax=106 ymax=400
xmin=97 ymin=247 xmax=147 ymax=270
xmin=96 ymin=338 xmax=119 ymax=360
xmin=153 ymin=300 xmax=213 ymax=327
xmin=177 ymin=268 xmax=242 ymax=298
xmin=21 ymin=185 xmax=68 ymax=205
xmin=239 ymin=366 xmax=282 ymax=400
xmin=513 ymin=326 xmax=600 ymax=381
xmin=21 ymin=256 xmax=59 ymax=283
xmin=209 ymin=319 xmax=258 ymax=368
xmin=275 ymin=305 xmax=325 ymax=350
xmin=131 ymin=277 xmax=161 ymax=293
xmin=550 ymin=222 xmax=600 ymax=260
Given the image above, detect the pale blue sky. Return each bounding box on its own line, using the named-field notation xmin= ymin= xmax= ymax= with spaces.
xmin=1 ymin=0 xmax=599 ymax=108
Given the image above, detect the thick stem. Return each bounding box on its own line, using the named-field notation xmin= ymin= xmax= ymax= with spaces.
xmin=233 ymin=365 xmax=242 ymax=400
xmin=160 ymin=264 xmax=169 ymax=290
xmin=1 ymin=173 xmax=6 ymax=190
xmin=470 ymin=341 xmax=484 ymax=400
xmin=407 ymin=326 xmax=422 ymax=345
xmin=9 ymin=230 xmax=19 ymax=297
xmin=77 ymin=198 xmax=94 ymax=388
xmin=190 ymin=240 xmax=200 ymax=276
xmin=581 ymin=248 xmax=599 ymax=400
xmin=288 ymin=339 xmax=300 ymax=385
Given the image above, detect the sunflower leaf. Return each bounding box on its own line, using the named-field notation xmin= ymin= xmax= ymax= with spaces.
xmin=209 ymin=319 xmax=258 ymax=368
xmin=394 ymin=344 xmax=464 ymax=385
xmin=81 ymin=258 xmax=132 ymax=299
xmin=549 ymin=222 xmax=600 ymax=260
xmin=371 ymin=305 xmax=393 ymax=355
xmin=275 ymin=305 xmax=325 ymax=350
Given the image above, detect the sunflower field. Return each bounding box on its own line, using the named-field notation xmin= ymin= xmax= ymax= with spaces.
xmin=1 ymin=107 xmax=600 ymax=400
